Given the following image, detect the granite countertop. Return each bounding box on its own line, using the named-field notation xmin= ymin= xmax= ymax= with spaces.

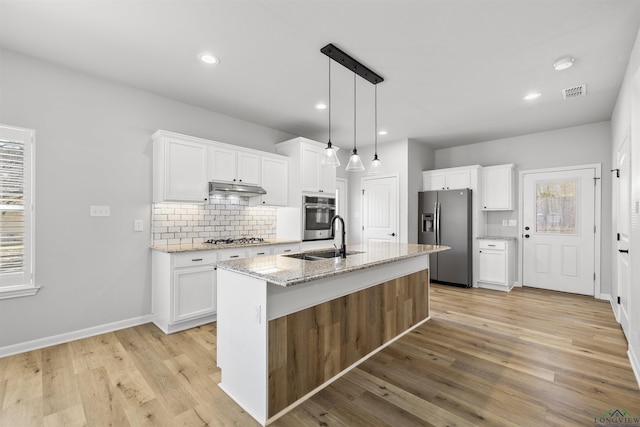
xmin=150 ymin=239 xmax=302 ymax=253
xmin=476 ymin=236 xmax=517 ymax=241
xmin=216 ymin=242 xmax=449 ymax=287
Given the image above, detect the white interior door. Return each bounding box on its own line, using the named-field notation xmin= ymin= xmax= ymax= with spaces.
xmin=522 ymin=167 xmax=596 ymax=295
xmin=361 ymin=175 xmax=399 ymax=244
xmin=616 ymin=135 xmax=631 ymax=339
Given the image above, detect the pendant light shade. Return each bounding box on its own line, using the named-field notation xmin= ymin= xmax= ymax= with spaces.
xmin=322 ymin=141 xmax=340 ymax=167
xmin=321 ymin=57 xmax=341 ymax=167
xmin=369 ymin=84 xmax=383 ymax=174
xmin=346 ymin=71 xmax=365 ymax=172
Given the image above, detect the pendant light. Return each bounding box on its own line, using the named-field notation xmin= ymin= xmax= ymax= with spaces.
xmin=369 ymin=84 xmax=383 ymax=174
xmin=321 ymin=57 xmax=340 ymax=167
xmin=346 ymin=70 xmax=365 ymax=172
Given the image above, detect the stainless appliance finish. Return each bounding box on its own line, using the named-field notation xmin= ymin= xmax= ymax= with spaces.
xmin=302 ymin=195 xmax=336 ymax=241
xmin=418 ymin=189 xmax=472 ymax=287
xmin=209 ymin=181 xmax=266 ymax=197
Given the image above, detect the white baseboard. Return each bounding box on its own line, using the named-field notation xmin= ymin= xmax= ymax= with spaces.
xmin=628 ymin=345 xmax=640 ymax=389
xmin=0 ymin=314 xmax=153 ymax=358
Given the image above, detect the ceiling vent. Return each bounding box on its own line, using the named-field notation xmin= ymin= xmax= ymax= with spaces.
xmin=562 ymin=84 xmax=586 ymax=100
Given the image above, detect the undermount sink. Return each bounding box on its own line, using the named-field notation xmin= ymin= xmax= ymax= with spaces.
xmin=284 ymin=250 xmax=363 ymax=261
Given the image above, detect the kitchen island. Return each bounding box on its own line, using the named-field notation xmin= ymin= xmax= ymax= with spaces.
xmin=216 ymin=242 xmax=449 ymax=425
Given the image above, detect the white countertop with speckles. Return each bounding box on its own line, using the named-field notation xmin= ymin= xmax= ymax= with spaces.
xmin=216 ymin=242 xmax=449 ymax=287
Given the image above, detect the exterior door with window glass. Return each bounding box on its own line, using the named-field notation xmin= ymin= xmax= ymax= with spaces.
xmin=522 ymin=168 xmax=596 ymax=295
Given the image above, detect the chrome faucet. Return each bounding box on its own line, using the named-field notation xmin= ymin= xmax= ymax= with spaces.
xmin=330 ymin=214 xmax=347 ymax=258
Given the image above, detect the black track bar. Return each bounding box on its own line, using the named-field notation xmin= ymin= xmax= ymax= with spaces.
xmin=321 ymin=43 xmax=384 ymax=85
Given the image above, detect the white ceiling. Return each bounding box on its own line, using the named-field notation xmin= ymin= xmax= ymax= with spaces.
xmin=1 ymin=0 xmax=640 ymax=149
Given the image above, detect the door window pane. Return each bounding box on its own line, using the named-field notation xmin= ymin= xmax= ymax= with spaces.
xmin=535 ymin=179 xmax=578 ymax=234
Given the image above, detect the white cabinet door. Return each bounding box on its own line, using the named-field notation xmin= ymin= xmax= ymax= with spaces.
xmin=259 ymin=157 xmax=288 ymax=206
xmin=482 ymin=165 xmax=514 ymax=210
xmin=478 ymin=249 xmax=506 ymax=284
xmin=423 ymin=171 xmax=446 ymax=191
xmin=446 ymin=169 xmax=471 ymax=190
xmin=172 ymin=265 xmax=216 ymax=323
xmin=319 ymin=163 xmax=336 ymax=194
xmin=301 ymin=145 xmax=321 ymax=192
xmin=163 ymin=138 xmax=208 ymax=202
xmin=237 ymin=152 xmax=261 ymax=185
xmin=209 ymin=146 xmax=237 ymax=182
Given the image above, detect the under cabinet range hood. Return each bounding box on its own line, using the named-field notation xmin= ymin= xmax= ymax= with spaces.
xmin=208 ymin=181 xmax=267 ymax=198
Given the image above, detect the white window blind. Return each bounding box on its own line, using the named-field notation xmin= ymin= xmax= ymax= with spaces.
xmin=0 ymin=125 xmax=37 ymax=298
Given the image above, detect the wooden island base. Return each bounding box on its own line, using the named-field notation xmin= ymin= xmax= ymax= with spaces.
xmin=216 ymin=244 xmax=447 ymax=425
xmin=268 ymin=269 xmax=429 ymax=417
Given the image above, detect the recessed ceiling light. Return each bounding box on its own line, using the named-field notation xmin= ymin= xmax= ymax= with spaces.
xmin=316 ymin=103 xmax=327 ymax=110
xmin=553 ymin=56 xmax=574 ymax=71
xmin=523 ymin=92 xmax=542 ymax=101
xmin=378 ymin=130 xmax=388 ymax=135
xmin=199 ymin=53 xmax=220 ymax=65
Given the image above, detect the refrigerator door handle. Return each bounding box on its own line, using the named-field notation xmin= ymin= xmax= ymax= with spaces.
xmin=435 ymin=202 xmax=441 ymax=245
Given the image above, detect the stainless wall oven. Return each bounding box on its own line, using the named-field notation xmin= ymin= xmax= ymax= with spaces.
xmin=302 ymin=195 xmax=336 ymax=241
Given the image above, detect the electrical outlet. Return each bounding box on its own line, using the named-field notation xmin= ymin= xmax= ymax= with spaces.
xmin=508 ymin=220 xmax=517 ymax=226
xmin=90 ymin=205 xmax=110 ymax=217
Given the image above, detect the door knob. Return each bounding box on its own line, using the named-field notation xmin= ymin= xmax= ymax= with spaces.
xmin=524 ymin=234 xmax=530 ymax=238
xmin=388 ymin=233 xmax=396 ymax=236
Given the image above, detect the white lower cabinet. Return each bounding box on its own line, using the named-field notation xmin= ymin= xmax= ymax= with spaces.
xmin=153 ymin=243 xmax=303 ymax=333
xmin=153 ymin=251 xmax=219 ymax=334
xmin=477 ymin=239 xmax=515 ymax=292
xmin=173 ymin=265 xmax=217 ymax=323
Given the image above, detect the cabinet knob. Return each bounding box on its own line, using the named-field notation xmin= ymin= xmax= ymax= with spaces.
xmin=524 ymin=234 xmax=530 ymax=238
xmin=619 ymin=249 xmax=629 ymax=254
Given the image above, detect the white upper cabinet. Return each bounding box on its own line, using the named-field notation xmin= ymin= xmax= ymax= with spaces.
xmin=422 ymin=165 xmax=479 ymax=191
xmin=209 ymin=146 xmax=261 ymax=185
xmin=254 ymin=156 xmax=289 ymax=206
xmin=482 ymin=164 xmax=515 ymax=210
xmin=153 ymin=131 xmax=208 ymax=203
xmin=276 ymin=137 xmax=338 ymax=205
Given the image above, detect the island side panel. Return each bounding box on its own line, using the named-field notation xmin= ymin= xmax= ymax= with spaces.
xmin=217 ymin=269 xmax=269 ymax=424
xmin=267 ymin=269 xmax=429 ymax=417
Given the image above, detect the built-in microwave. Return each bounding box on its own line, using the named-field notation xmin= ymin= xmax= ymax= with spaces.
xmin=302 ymin=195 xmax=336 ymax=241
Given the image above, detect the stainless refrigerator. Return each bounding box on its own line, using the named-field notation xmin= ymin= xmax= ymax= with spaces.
xmin=418 ymin=189 xmax=472 ymax=287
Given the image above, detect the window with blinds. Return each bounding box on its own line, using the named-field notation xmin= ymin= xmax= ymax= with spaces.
xmin=0 ymin=125 xmax=36 ymax=298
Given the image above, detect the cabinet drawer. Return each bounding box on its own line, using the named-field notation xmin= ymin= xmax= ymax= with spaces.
xmin=479 ymin=240 xmax=506 ymax=250
xmin=248 ymin=247 xmax=272 ymax=258
xmin=173 ymin=252 xmax=217 ymax=268
xmin=217 ymin=249 xmax=247 ymax=261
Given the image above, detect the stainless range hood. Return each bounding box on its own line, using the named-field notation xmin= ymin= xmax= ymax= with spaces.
xmin=208 ymin=181 xmax=267 ymax=198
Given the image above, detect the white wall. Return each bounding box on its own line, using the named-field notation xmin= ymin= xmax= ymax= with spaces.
xmin=344 ymin=139 xmax=435 ymax=245
xmin=434 ymin=121 xmax=613 ymax=294
xmin=611 ymin=26 xmax=640 ymax=385
xmin=408 ymin=140 xmax=435 ymax=243
xmin=0 ymin=49 xmax=294 ymax=351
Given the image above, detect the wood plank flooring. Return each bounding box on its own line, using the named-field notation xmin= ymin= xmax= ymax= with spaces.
xmin=1 ymin=284 xmax=638 ymax=426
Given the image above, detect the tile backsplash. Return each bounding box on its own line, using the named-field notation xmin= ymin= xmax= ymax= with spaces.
xmin=152 ymin=199 xmax=277 ymax=245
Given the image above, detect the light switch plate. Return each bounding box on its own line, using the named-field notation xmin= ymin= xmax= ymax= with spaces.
xmin=134 ymin=220 xmax=143 ymax=231
xmin=502 ymin=220 xmax=508 ymax=226
xmin=90 ymin=205 xmax=110 ymax=217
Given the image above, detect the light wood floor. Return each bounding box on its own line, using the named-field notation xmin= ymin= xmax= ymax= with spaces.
xmin=1 ymin=284 xmax=638 ymax=426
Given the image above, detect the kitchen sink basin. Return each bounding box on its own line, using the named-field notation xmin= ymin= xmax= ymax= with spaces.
xmin=284 ymin=250 xmax=363 ymax=261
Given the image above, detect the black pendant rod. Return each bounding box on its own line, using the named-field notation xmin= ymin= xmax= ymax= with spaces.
xmin=321 ymin=43 xmax=384 ymax=85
